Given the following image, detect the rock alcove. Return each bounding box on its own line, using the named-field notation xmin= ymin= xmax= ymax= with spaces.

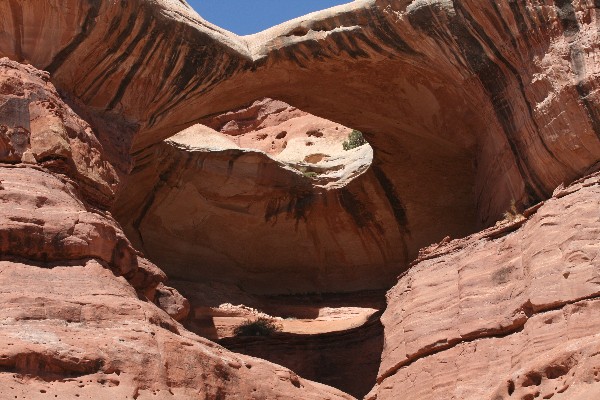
xmin=1 ymin=0 xmax=600 ymax=399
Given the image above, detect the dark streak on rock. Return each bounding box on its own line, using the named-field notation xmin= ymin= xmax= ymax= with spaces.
xmin=507 ymin=1 xmax=532 ymax=50
xmin=407 ymin=4 xmax=469 ymax=71
xmin=226 ymin=151 xmax=244 ymax=176
xmin=131 ymin=149 xmax=184 ymax=248
xmin=81 ymin=11 xmax=138 ymax=100
xmin=288 ymin=192 xmax=315 ymax=226
xmin=372 ymin=165 xmax=410 ymax=234
xmin=46 ymin=0 xmax=101 ymax=74
xmin=488 ymin=1 xmax=574 ymax=174
xmin=264 ymin=197 xmax=283 ymax=224
xmin=7 ymin=0 xmax=23 ymax=62
xmin=107 ymin=11 xmax=158 ymax=110
xmin=330 ymin=32 xmax=361 ymax=60
xmin=338 ymin=188 xmax=382 ymax=233
xmin=149 ymin=24 xmax=251 ymax=127
xmin=452 ymin=2 xmax=550 ymax=200
xmin=283 ymin=45 xmax=307 ymax=67
xmin=371 ymin=7 xmax=418 ymax=56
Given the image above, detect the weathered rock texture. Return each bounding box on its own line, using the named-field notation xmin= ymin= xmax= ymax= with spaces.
xmin=198 ymin=97 xmax=356 ymax=160
xmin=370 ymin=172 xmax=600 ymax=400
xmin=1 ymin=0 xmax=600 ymax=398
xmin=0 ymin=59 xmax=118 ymax=207
xmin=114 ymin=101 xmax=408 ymax=294
xmin=4 ymin=0 xmax=600 ymax=266
xmin=0 ymin=257 xmax=351 ymax=400
xmin=0 ymin=59 xmax=352 ymax=400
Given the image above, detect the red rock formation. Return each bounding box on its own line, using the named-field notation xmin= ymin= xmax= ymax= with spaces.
xmin=0 ymin=59 xmax=352 ymax=399
xmin=3 ymin=0 xmax=598 ymax=262
xmin=369 ymin=172 xmax=600 ymax=399
xmin=114 ymin=101 xmax=408 ymax=294
xmin=0 ymin=59 xmax=118 ymax=207
xmin=1 ymin=0 xmax=600 ymax=398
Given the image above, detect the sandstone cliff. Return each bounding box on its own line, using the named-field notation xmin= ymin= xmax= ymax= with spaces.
xmin=0 ymin=0 xmax=599 ymax=399
xmin=370 ymin=171 xmax=600 ymax=400
xmin=0 ymin=59 xmax=352 ymax=400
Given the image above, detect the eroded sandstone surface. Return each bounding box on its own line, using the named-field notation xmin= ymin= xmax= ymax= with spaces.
xmin=114 ymin=99 xmax=409 ymax=294
xmin=0 ymin=59 xmax=352 ymax=400
xmin=0 ymin=0 xmax=600 ymax=399
xmin=370 ymin=172 xmax=600 ymax=400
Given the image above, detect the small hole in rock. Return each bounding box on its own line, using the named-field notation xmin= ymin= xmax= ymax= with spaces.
xmin=522 ymin=372 xmax=542 ymax=387
xmin=545 ymin=365 xmax=569 ymax=379
xmin=508 ymin=380 xmax=515 ymax=395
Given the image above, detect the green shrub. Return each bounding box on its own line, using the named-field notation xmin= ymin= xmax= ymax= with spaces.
xmin=303 ymin=171 xmax=318 ymax=178
xmin=233 ymin=318 xmax=282 ymax=337
xmin=343 ymin=130 xmax=367 ymax=151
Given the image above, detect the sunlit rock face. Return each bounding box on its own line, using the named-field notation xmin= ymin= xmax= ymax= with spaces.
xmin=0 ymin=0 xmax=600 ymax=399
xmin=369 ymin=172 xmax=600 ymax=400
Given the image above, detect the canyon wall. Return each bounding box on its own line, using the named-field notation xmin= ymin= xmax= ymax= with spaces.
xmin=0 ymin=58 xmax=351 ymax=400
xmin=0 ymin=0 xmax=599 ymax=399
xmin=369 ymin=171 xmax=600 ymax=400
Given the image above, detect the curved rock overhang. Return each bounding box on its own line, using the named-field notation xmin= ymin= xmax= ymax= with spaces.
xmin=113 ymin=100 xmax=404 ymax=294
xmin=1 ymin=0 xmax=599 ymax=283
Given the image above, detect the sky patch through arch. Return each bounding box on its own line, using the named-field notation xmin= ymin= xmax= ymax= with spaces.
xmin=187 ymin=0 xmax=352 ymax=36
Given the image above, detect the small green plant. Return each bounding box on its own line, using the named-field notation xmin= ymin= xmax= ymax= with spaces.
xmin=343 ymin=130 xmax=367 ymax=151
xmin=233 ymin=318 xmax=282 ymax=337
xmin=303 ymin=171 xmax=318 ymax=178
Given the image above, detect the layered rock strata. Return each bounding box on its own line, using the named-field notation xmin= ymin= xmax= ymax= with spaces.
xmin=4 ymin=0 xmax=599 ymax=266
xmin=0 ymin=58 xmax=352 ymax=400
xmin=369 ymin=172 xmax=600 ymax=400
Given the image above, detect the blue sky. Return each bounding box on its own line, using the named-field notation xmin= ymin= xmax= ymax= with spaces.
xmin=187 ymin=0 xmax=351 ymax=35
